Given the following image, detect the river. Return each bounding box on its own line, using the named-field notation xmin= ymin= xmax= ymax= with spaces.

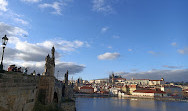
xmin=76 ymin=97 xmax=188 ymax=111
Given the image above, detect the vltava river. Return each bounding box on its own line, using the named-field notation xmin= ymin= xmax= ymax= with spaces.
xmin=76 ymin=97 xmax=188 ymax=111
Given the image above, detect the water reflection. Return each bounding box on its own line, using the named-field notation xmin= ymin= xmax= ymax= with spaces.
xmin=129 ymin=99 xmax=156 ymax=109
xmin=76 ymin=97 xmax=188 ymax=111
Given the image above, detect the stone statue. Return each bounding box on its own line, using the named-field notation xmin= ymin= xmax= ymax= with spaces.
xmin=65 ymin=70 xmax=68 ymax=86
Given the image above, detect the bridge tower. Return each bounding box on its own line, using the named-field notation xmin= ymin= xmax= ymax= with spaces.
xmin=44 ymin=46 xmax=55 ymax=76
xmin=38 ymin=47 xmax=56 ymax=105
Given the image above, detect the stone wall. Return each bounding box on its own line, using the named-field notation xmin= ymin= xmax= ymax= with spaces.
xmin=0 ymin=72 xmax=39 ymax=111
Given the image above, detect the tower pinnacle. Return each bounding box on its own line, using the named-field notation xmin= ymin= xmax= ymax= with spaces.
xmin=51 ymin=46 xmax=55 ymax=60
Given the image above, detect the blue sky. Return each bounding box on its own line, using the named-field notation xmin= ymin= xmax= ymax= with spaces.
xmin=0 ymin=0 xmax=188 ymax=81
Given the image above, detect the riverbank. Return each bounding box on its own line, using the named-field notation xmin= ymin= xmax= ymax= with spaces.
xmin=74 ymin=93 xmax=188 ymax=102
xmin=74 ymin=93 xmax=110 ymax=97
xmin=119 ymin=95 xmax=188 ymax=102
xmin=75 ymin=97 xmax=188 ymax=111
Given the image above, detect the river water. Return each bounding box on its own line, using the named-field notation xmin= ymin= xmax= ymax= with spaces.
xmin=76 ymin=97 xmax=188 ymax=111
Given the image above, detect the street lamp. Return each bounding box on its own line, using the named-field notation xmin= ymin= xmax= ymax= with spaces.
xmin=0 ymin=35 xmax=8 ymax=72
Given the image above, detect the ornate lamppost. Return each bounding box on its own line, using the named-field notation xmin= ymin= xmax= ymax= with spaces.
xmin=0 ymin=35 xmax=8 ymax=72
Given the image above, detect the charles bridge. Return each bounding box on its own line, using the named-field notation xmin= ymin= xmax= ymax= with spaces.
xmin=0 ymin=47 xmax=74 ymax=111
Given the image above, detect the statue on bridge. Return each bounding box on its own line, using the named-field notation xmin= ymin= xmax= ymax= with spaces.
xmin=65 ymin=70 xmax=69 ymax=86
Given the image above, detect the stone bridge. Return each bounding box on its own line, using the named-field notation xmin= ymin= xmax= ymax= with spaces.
xmin=0 ymin=72 xmax=69 ymax=111
xmin=0 ymin=72 xmax=38 ymax=111
xmin=0 ymin=47 xmax=74 ymax=111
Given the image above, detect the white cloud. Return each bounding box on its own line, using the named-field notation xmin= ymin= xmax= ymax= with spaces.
xmin=39 ymin=1 xmax=67 ymax=15
xmin=162 ymin=65 xmax=182 ymax=69
xmin=114 ymin=71 xmax=127 ymax=75
xmin=98 ymin=52 xmax=120 ymax=60
xmin=107 ymin=46 xmax=112 ymax=49
xmin=55 ymin=62 xmax=85 ymax=75
xmin=101 ymin=26 xmax=109 ymax=33
xmin=14 ymin=18 xmax=29 ymax=25
xmin=0 ymin=23 xmax=89 ymax=61
xmin=0 ymin=22 xmax=28 ymax=38
xmin=177 ymin=48 xmax=188 ymax=54
xmin=0 ymin=0 xmax=8 ymax=12
xmin=112 ymin=35 xmax=120 ymax=39
xmin=38 ymin=40 xmax=88 ymax=52
xmin=0 ymin=22 xmax=87 ymax=76
xmin=92 ymin=0 xmax=113 ymax=14
xmin=121 ymin=69 xmax=188 ymax=82
xmin=171 ymin=42 xmax=177 ymax=46
xmin=148 ymin=51 xmax=163 ymax=56
xmin=2 ymin=48 xmax=85 ymax=77
xmin=3 ymin=60 xmax=85 ymax=78
xmin=148 ymin=51 xmax=160 ymax=55
xmin=0 ymin=1 xmax=29 ymax=26
xmin=148 ymin=51 xmax=156 ymax=55
xmin=21 ymin=0 xmax=41 ymax=3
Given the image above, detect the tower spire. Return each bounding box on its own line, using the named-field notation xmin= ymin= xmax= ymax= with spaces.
xmin=51 ymin=46 xmax=55 ymax=60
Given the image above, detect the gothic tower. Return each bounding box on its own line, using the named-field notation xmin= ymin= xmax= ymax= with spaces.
xmin=38 ymin=46 xmax=56 ymax=105
xmin=44 ymin=47 xmax=55 ymax=76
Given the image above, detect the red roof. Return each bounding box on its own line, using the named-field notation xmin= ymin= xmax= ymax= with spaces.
xmin=128 ymin=84 xmax=137 ymax=88
xmin=133 ymin=90 xmax=166 ymax=94
xmin=80 ymin=86 xmax=94 ymax=89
